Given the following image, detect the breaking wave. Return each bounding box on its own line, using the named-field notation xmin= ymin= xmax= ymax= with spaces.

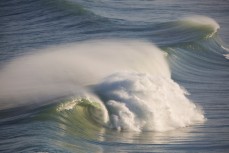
xmin=0 ymin=40 xmax=205 ymax=132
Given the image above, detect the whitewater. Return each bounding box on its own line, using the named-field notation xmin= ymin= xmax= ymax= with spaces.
xmin=0 ymin=40 xmax=205 ymax=132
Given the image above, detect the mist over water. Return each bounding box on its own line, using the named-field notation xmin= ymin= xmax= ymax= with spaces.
xmin=0 ymin=40 xmax=168 ymax=108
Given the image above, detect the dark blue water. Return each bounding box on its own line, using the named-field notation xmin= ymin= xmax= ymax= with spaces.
xmin=0 ymin=0 xmax=229 ymax=152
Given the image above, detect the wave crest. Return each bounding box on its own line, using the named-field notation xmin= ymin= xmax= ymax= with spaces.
xmin=179 ymin=15 xmax=220 ymax=38
xmin=0 ymin=40 xmax=205 ymax=132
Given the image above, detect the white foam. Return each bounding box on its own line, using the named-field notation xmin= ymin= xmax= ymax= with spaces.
xmin=57 ymin=99 xmax=77 ymax=112
xmin=96 ymin=72 xmax=205 ymax=132
xmin=221 ymin=45 xmax=229 ymax=51
xmin=56 ymin=95 xmax=109 ymax=126
xmin=223 ymin=54 xmax=229 ymax=60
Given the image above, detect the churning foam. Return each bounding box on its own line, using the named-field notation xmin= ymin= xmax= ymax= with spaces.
xmin=0 ymin=40 xmax=205 ymax=132
xmin=95 ymin=72 xmax=205 ymax=132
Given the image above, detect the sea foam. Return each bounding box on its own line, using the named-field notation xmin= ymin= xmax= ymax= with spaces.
xmin=95 ymin=72 xmax=205 ymax=132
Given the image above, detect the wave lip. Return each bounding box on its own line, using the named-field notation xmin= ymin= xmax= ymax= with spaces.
xmin=179 ymin=15 xmax=220 ymax=38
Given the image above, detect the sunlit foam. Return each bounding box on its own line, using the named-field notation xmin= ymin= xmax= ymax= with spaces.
xmin=95 ymin=72 xmax=205 ymax=132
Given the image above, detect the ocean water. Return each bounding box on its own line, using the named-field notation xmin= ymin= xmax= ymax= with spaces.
xmin=0 ymin=0 xmax=229 ymax=152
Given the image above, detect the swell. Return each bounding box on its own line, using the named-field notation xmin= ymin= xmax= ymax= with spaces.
xmin=0 ymin=0 xmax=109 ymax=63
xmin=0 ymin=0 xmax=222 ymax=59
xmin=165 ymin=35 xmax=229 ymax=122
xmin=167 ymin=36 xmax=229 ymax=80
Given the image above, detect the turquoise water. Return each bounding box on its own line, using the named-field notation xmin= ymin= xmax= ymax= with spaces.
xmin=0 ymin=0 xmax=229 ymax=152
